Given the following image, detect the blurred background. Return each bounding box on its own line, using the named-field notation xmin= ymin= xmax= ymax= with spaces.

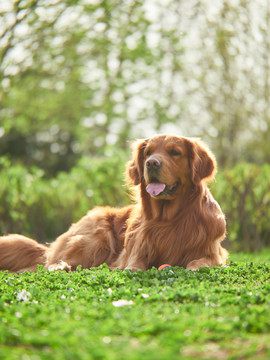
xmin=1 ymin=0 xmax=270 ymax=251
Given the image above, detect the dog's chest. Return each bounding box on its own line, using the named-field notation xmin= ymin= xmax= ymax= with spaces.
xmin=142 ymin=222 xmax=190 ymax=266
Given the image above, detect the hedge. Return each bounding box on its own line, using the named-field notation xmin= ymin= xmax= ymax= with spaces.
xmin=0 ymin=153 xmax=129 ymax=243
xmin=212 ymin=163 xmax=270 ymax=251
xmin=1 ymin=156 xmax=270 ymax=251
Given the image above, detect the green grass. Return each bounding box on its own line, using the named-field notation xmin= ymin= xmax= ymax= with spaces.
xmin=0 ymin=251 xmax=270 ymax=360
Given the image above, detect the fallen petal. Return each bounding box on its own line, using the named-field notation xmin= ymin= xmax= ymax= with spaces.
xmin=112 ymin=299 xmax=134 ymax=307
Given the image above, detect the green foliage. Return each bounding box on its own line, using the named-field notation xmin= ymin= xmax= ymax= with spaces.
xmin=0 ymin=253 xmax=270 ymax=360
xmin=0 ymin=157 xmax=45 ymax=237
xmin=0 ymin=152 xmax=129 ymax=242
xmin=0 ymin=0 xmax=186 ymax=175
xmin=211 ymin=163 xmax=270 ymax=251
xmin=1 ymin=157 xmax=270 ymax=250
xmin=2 ymin=0 xmax=270 ymax=175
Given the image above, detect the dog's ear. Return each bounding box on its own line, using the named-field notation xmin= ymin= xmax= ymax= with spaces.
xmin=126 ymin=139 xmax=148 ymax=185
xmin=187 ymin=139 xmax=216 ymax=185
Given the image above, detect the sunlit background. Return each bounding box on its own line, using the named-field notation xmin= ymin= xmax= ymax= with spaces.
xmin=1 ymin=0 xmax=270 ymax=174
xmin=1 ymin=0 xmax=270 ymax=249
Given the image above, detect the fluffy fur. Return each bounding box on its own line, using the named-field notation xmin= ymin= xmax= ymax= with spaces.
xmin=0 ymin=135 xmax=228 ymax=273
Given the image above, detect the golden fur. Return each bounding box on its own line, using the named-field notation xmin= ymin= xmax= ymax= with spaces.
xmin=0 ymin=135 xmax=228 ymax=272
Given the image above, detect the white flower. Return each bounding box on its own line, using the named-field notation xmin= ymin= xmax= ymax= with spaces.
xmin=107 ymin=288 xmax=113 ymax=295
xmin=103 ymin=337 xmax=112 ymax=344
xmin=16 ymin=290 xmax=31 ymax=302
xmin=112 ymin=299 xmax=134 ymax=307
xmin=141 ymin=293 xmax=149 ymax=299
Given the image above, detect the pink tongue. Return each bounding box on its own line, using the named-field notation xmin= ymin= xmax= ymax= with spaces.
xmin=146 ymin=183 xmax=166 ymax=196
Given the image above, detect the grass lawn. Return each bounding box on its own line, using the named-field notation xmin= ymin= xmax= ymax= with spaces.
xmin=0 ymin=250 xmax=270 ymax=360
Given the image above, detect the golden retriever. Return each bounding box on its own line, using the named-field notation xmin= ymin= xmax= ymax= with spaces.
xmin=0 ymin=135 xmax=228 ymax=272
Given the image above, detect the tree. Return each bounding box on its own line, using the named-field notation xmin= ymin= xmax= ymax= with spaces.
xmin=0 ymin=0 xmax=185 ymax=174
xmin=1 ymin=0 xmax=270 ymax=174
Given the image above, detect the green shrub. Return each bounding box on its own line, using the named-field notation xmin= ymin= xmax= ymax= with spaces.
xmin=0 ymin=157 xmax=44 ymax=238
xmin=0 ymin=152 xmax=129 ymax=242
xmin=212 ymin=163 xmax=270 ymax=251
xmin=1 ymin=156 xmax=270 ymax=251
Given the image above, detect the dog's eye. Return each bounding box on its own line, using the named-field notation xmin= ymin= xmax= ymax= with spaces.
xmin=146 ymin=150 xmax=151 ymax=157
xmin=169 ymin=149 xmax=180 ymax=156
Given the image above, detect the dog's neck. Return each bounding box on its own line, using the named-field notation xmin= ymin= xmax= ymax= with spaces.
xmin=140 ymin=182 xmax=203 ymax=221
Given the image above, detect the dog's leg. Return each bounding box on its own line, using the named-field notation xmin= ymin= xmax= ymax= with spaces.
xmin=113 ymin=246 xmax=148 ymax=272
xmin=186 ymin=257 xmax=220 ymax=270
xmin=0 ymin=234 xmax=47 ymax=272
xmin=124 ymin=263 xmax=147 ymax=272
xmin=46 ymin=261 xmax=72 ymax=272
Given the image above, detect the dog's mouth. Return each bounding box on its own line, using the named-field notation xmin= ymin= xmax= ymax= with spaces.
xmin=146 ymin=181 xmax=180 ymax=197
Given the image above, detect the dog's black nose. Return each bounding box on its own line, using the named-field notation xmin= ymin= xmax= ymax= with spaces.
xmin=146 ymin=158 xmax=161 ymax=169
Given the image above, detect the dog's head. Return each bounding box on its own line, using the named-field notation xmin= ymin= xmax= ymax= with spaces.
xmin=127 ymin=135 xmax=216 ymax=200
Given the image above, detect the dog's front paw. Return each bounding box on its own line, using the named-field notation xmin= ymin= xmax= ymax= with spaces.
xmin=48 ymin=261 xmax=71 ymax=272
xmin=124 ymin=266 xmax=143 ymax=272
xmin=186 ymin=258 xmax=212 ymax=271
